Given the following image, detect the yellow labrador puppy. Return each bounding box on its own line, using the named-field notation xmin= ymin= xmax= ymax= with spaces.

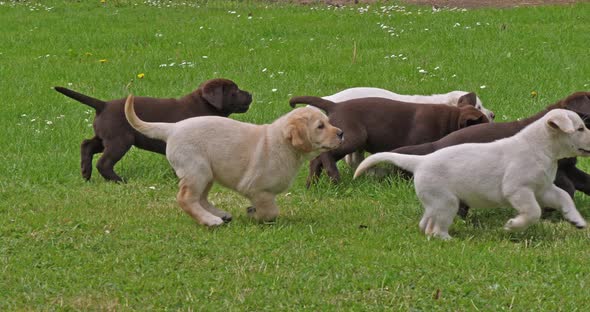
xmin=124 ymin=95 xmax=343 ymax=227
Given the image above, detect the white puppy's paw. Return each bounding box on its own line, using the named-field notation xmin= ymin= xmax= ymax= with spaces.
xmin=503 ymin=219 xmax=520 ymax=232
xmin=503 ymin=218 xmax=532 ymax=232
xmin=569 ymin=218 xmax=587 ymax=229
xmin=435 ymin=232 xmax=452 ymax=240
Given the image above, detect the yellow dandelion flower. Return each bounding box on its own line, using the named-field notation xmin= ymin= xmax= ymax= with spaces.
xmin=99 ymin=59 xmax=107 ymax=63
xmin=100 ymin=0 xmax=106 ymax=3
xmin=137 ymin=73 xmax=145 ymax=79
xmin=85 ymin=52 xmax=93 ymax=56
xmin=531 ymin=90 xmax=538 ymax=98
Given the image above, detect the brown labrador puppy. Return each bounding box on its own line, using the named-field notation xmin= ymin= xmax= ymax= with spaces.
xmin=393 ymin=92 xmax=590 ymax=217
xmin=289 ymin=93 xmax=490 ymax=185
xmin=55 ymin=78 xmax=253 ymax=182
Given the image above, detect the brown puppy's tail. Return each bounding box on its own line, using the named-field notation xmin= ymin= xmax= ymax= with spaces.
xmin=124 ymin=95 xmax=174 ymax=142
xmin=393 ymin=142 xmax=436 ymax=156
xmin=289 ymin=96 xmax=335 ymax=114
xmin=54 ymin=87 xmax=106 ymax=113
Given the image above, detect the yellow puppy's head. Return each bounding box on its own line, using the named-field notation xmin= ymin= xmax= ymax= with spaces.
xmin=284 ymin=107 xmax=343 ymax=154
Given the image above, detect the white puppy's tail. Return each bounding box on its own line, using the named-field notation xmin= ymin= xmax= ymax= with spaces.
xmin=124 ymin=95 xmax=174 ymax=142
xmin=353 ymin=152 xmax=424 ymax=179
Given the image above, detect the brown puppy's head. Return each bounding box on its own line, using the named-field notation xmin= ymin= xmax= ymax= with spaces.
xmin=284 ymin=107 xmax=343 ymax=155
xmin=556 ymin=92 xmax=590 ymax=127
xmin=457 ymin=92 xmax=478 ymax=107
xmin=457 ymin=106 xmax=490 ymax=129
xmin=457 ymin=91 xmax=495 ymax=121
xmin=197 ymin=78 xmax=252 ymax=115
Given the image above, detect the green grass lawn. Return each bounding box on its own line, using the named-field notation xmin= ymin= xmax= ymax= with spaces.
xmin=2 ymin=0 xmax=590 ymax=310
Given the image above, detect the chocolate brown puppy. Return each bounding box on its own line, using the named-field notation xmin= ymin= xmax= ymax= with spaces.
xmin=393 ymin=92 xmax=590 ymax=216
xmin=289 ymin=94 xmax=489 ymax=185
xmin=55 ymin=78 xmax=252 ymax=182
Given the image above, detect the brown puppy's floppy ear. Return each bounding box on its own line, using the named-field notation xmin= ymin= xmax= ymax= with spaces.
xmin=458 ymin=110 xmax=488 ymax=128
xmin=563 ymin=92 xmax=590 ymax=121
xmin=457 ymin=92 xmax=477 ymax=107
xmin=284 ymin=118 xmax=313 ymax=153
xmin=547 ymin=112 xmax=575 ymax=134
xmin=201 ymin=83 xmax=225 ymax=111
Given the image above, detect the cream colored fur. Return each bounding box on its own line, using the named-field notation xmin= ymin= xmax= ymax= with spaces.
xmin=125 ymin=95 xmax=343 ymax=227
xmin=355 ymin=109 xmax=589 ymax=239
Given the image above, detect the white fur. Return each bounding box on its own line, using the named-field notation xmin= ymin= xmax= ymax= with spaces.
xmin=124 ymin=95 xmax=342 ymax=227
xmin=322 ymin=87 xmax=494 ymax=169
xmin=354 ymin=109 xmax=589 ymax=239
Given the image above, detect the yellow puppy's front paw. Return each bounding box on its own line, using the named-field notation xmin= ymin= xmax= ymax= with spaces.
xmin=202 ymin=216 xmax=224 ymax=227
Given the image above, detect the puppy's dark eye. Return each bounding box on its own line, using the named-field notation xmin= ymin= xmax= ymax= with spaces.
xmin=578 ymin=127 xmax=585 ymax=132
xmin=318 ymin=123 xmax=324 ymax=129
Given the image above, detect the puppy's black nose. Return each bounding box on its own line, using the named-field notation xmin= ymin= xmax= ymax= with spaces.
xmin=337 ymin=130 xmax=344 ymax=140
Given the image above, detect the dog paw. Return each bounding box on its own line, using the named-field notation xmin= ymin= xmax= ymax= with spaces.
xmin=503 ymin=219 xmax=518 ymax=232
xmin=569 ymin=219 xmax=587 ymax=229
xmin=202 ymin=216 xmax=224 ymax=227
xmin=435 ymin=232 xmax=452 ymax=240
xmin=221 ymin=214 xmax=233 ymax=223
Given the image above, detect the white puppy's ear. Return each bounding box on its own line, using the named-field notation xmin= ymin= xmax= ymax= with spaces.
xmin=547 ymin=113 xmax=575 ymax=134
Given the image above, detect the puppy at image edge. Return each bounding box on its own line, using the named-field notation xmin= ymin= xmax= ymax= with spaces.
xmin=354 ymin=109 xmax=589 ymax=239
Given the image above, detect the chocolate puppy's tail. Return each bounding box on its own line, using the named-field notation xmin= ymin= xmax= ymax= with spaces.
xmin=392 ymin=142 xmax=436 ymax=156
xmin=354 ymin=152 xmax=424 ymax=179
xmin=124 ymin=95 xmax=174 ymax=142
xmin=289 ymin=96 xmax=335 ymax=113
xmin=54 ymin=87 xmax=106 ymax=113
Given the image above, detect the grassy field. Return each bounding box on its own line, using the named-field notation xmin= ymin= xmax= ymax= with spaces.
xmin=2 ymin=0 xmax=590 ymax=310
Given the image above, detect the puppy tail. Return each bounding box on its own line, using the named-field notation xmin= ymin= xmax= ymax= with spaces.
xmin=54 ymin=87 xmax=106 ymax=113
xmin=392 ymin=142 xmax=436 ymax=156
xmin=124 ymin=94 xmax=173 ymax=142
xmin=289 ymin=96 xmax=335 ymax=113
xmin=354 ymin=152 xmax=423 ymax=179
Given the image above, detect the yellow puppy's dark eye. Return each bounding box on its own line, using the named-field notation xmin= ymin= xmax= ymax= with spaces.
xmin=318 ymin=123 xmax=324 ymax=129
xmin=578 ymin=127 xmax=585 ymax=132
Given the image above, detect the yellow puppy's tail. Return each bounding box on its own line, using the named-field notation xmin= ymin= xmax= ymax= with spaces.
xmin=124 ymin=95 xmax=174 ymax=142
xmin=353 ymin=152 xmax=423 ymax=179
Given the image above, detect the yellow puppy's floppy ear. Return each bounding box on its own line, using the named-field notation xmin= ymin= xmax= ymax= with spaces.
xmin=547 ymin=112 xmax=575 ymax=134
xmin=285 ymin=118 xmax=313 ymax=153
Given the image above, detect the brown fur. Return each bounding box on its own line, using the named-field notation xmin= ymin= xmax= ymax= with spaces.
xmin=55 ymin=78 xmax=252 ymax=182
xmin=289 ymin=94 xmax=489 ymax=185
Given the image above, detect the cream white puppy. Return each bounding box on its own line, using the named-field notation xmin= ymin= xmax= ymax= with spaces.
xmin=124 ymin=95 xmax=343 ymax=227
xmin=322 ymin=87 xmax=494 ymax=168
xmin=354 ymin=109 xmax=589 ymax=239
